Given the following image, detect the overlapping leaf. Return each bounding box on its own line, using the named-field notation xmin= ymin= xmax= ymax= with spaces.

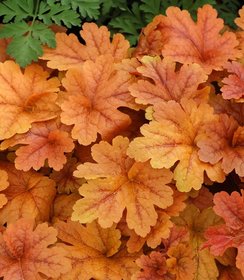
xmin=41 ymin=22 xmax=130 ymax=70
xmin=126 ymin=189 xmax=186 ymax=252
xmin=173 ymin=204 xmax=222 ymax=280
xmin=129 ymin=56 xmax=209 ymax=108
xmin=50 ymin=157 xmax=84 ymax=193
xmin=60 ymin=55 xmax=133 ymax=145
xmin=55 ymin=219 xmax=139 ymax=279
xmin=132 ymin=251 xmax=169 ymax=280
xmin=0 ymin=170 xmax=8 ymax=208
xmin=0 ymin=162 xmax=56 ymax=224
xmin=0 ymin=61 xmax=60 ymax=140
xmin=135 ymin=5 xmax=240 ymax=73
xmin=197 ymin=114 xmax=244 ymax=177
xmin=204 ymin=191 xmax=244 ymax=276
xmin=72 ymin=136 xmax=173 ymax=237
xmin=1 ymin=120 xmax=74 ymax=171
xmin=127 ymin=99 xmax=226 ymax=191
xmin=221 ymin=61 xmax=244 ymax=102
xmin=163 ymin=4 xmax=240 ymax=73
xmin=0 ymin=218 xmax=71 ymax=280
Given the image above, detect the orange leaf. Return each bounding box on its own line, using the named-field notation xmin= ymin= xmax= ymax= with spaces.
xmin=161 ymin=5 xmax=240 ymax=73
xmin=235 ymin=6 xmax=244 ymax=30
xmin=0 ymin=162 xmax=56 ymax=224
xmin=166 ymin=243 xmax=196 ymax=280
xmin=127 ymin=99 xmax=225 ymax=191
xmin=130 ymin=56 xmax=209 ymax=107
xmin=41 ymin=22 xmax=129 ymax=70
xmin=50 ymin=157 xmax=84 ymax=193
xmin=0 ymin=61 xmax=60 ymax=140
xmin=52 ymin=193 xmax=80 ymax=222
xmin=132 ymin=251 xmax=169 ymax=280
xmin=127 ymin=188 xmax=186 ymax=253
xmin=209 ymin=94 xmax=244 ymax=126
xmin=0 ymin=170 xmax=8 ymax=208
xmin=1 ymin=120 xmax=74 ymax=171
xmin=221 ymin=62 xmax=244 ymax=101
xmin=204 ymin=191 xmax=244 ymax=276
xmin=197 ymin=114 xmax=244 ymax=177
xmin=133 ymin=15 xmax=166 ymax=57
xmin=60 ymin=55 xmax=132 ymax=145
xmin=55 ymin=219 xmax=139 ymax=280
xmin=72 ymin=136 xmax=173 ymax=237
xmin=0 ymin=218 xmax=71 ymax=280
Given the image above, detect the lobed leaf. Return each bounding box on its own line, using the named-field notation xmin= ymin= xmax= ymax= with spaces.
xmin=0 ymin=218 xmax=71 ymax=280
xmin=0 ymin=61 xmax=60 ymax=139
xmin=72 ymin=136 xmax=173 ymax=237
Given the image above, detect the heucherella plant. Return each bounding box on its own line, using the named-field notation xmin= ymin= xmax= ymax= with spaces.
xmin=0 ymin=4 xmax=243 ymax=280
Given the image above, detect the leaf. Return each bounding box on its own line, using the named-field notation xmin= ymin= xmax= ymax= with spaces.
xmin=209 ymin=94 xmax=244 ymax=126
xmin=38 ymin=1 xmax=80 ymax=28
xmin=127 ymin=99 xmax=225 ymax=192
xmin=204 ymin=191 xmax=244 ymax=276
xmin=0 ymin=61 xmax=60 ymax=140
xmin=221 ymin=61 xmax=244 ymax=101
xmin=60 ymin=55 xmax=132 ymax=145
xmin=0 ymin=170 xmax=8 ymax=208
xmin=55 ymin=219 xmax=139 ymax=279
xmin=163 ymin=4 xmax=240 ymax=73
xmin=109 ymin=2 xmax=146 ymax=45
xmin=1 ymin=120 xmax=75 ymax=171
xmin=129 ymin=56 xmax=209 ymax=108
xmin=197 ymin=114 xmax=244 ymax=177
xmin=52 ymin=193 xmax=80 ymax=222
xmin=126 ymin=189 xmax=186 ymax=252
xmin=132 ymin=251 xmax=169 ymax=280
xmin=137 ymin=5 xmax=240 ymax=73
xmin=0 ymin=0 xmax=34 ymax=22
xmin=166 ymin=243 xmax=196 ymax=280
xmin=0 ymin=218 xmax=71 ymax=280
xmin=0 ymin=21 xmax=56 ymax=67
xmin=61 ymin=0 xmax=101 ymax=19
xmin=173 ymin=205 xmax=221 ymax=280
xmin=0 ymin=162 xmax=56 ymax=224
xmin=41 ymin=22 xmax=130 ymax=70
xmin=235 ymin=6 xmax=244 ymax=30
xmin=50 ymin=157 xmax=84 ymax=194
xmin=72 ymin=136 xmax=173 ymax=237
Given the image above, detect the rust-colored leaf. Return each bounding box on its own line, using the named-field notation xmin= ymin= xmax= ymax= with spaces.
xmin=55 ymin=219 xmax=139 ymax=280
xmin=0 ymin=61 xmax=60 ymax=140
xmin=0 ymin=218 xmax=71 ymax=280
xmin=1 ymin=120 xmax=74 ymax=171
xmin=130 ymin=56 xmax=209 ymax=107
xmin=60 ymin=55 xmax=132 ymax=145
xmin=197 ymin=114 xmax=244 ymax=177
xmin=0 ymin=162 xmax=56 ymax=224
xmin=221 ymin=62 xmax=244 ymax=102
xmin=72 ymin=136 xmax=173 ymax=237
xmin=41 ymin=22 xmax=130 ymax=70
xmin=127 ymin=99 xmax=225 ymax=191
xmin=204 ymin=191 xmax=244 ymax=276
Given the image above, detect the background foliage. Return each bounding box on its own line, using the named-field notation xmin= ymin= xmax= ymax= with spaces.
xmin=0 ymin=0 xmax=242 ymax=66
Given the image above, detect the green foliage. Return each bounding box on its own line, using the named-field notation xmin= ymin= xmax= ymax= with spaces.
xmin=0 ymin=0 xmax=242 ymax=67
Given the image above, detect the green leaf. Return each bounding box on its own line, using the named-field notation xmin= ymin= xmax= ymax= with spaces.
xmin=6 ymin=36 xmax=43 ymax=67
xmin=140 ymin=0 xmax=161 ymax=22
xmin=0 ymin=22 xmax=30 ymax=38
xmin=100 ymin=0 xmax=127 ymax=15
xmin=109 ymin=2 xmax=146 ymax=45
xmin=31 ymin=22 xmax=56 ymax=48
xmin=61 ymin=0 xmax=101 ymax=19
xmin=0 ymin=0 xmax=34 ymax=22
xmin=38 ymin=2 xmax=81 ymax=28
